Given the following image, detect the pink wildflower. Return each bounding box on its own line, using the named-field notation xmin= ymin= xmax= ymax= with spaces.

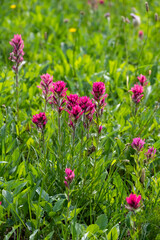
xmin=79 ymin=96 xmax=95 ymax=128
xmin=66 ymin=94 xmax=79 ymax=110
xmin=32 ymin=112 xmax=47 ymax=130
xmin=9 ymin=34 xmax=24 ymax=72
xmin=145 ymin=147 xmax=156 ymax=160
xmin=126 ymin=193 xmax=141 ymax=209
xmin=138 ymin=30 xmax=144 ymax=40
xmin=131 ymin=137 xmax=145 ymax=151
xmin=98 ymin=125 xmax=103 ymax=134
xmin=37 ymin=73 xmax=53 ymax=100
xmin=92 ymin=82 xmax=106 ymax=101
xmin=99 ymin=0 xmax=104 ymax=4
xmin=129 ymin=84 xmax=144 ymax=104
xmin=67 ymin=105 xmax=84 ymax=130
xmin=92 ymin=82 xmax=108 ymax=113
xmin=137 ymin=74 xmax=148 ymax=86
xmin=64 ymin=168 xmax=75 ymax=188
xmin=50 ymin=81 xmax=67 ymax=98
xmin=49 ymin=81 xmax=67 ymax=114
xmin=0 ymin=201 xmax=2 ymax=205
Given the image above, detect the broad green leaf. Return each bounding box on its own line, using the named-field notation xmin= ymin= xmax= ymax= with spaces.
xmin=2 ymin=190 xmax=13 ymax=203
xmin=96 ymin=214 xmax=108 ymax=230
xmin=53 ymin=199 xmax=65 ymax=212
xmin=107 ymin=225 xmax=119 ymax=240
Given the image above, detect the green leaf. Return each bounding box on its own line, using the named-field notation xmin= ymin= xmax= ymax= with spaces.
xmin=53 ymin=199 xmax=65 ymax=212
xmin=4 ymin=226 xmax=19 ymax=240
xmin=107 ymin=225 xmax=119 ymax=240
xmin=36 ymin=187 xmax=50 ymax=202
xmin=29 ymin=229 xmax=39 ymax=240
xmin=44 ymin=231 xmax=54 ymax=240
xmin=2 ymin=189 xmax=13 ymax=203
xmin=95 ymin=214 xmax=108 ymax=230
xmin=86 ymin=224 xmax=100 ymax=237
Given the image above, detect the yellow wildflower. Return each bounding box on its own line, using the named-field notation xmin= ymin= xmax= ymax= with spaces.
xmin=69 ymin=28 xmax=77 ymax=33
xmin=10 ymin=4 xmax=16 ymax=9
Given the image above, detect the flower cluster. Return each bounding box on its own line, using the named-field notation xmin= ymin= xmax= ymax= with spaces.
xmin=137 ymin=74 xmax=148 ymax=86
xmin=131 ymin=137 xmax=145 ymax=151
xmin=64 ymin=168 xmax=75 ymax=188
xmin=129 ymin=84 xmax=144 ymax=104
xmin=66 ymin=94 xmax=79 ymax=110
xmin=68 ymin=105 xmax=84 ymax=129
xmin=32 ymin=112 xmax=47 ymax=130
xmin=92 ymin=82 xmax=108 ymax=113
xmin=9 ymin=34 xmax=24 ymax=72
xmin=129 ymin=74 xmax=148 ymax=105
xmin=145 ymin=147 xmax=156 ymax=160
xmin=79 ymin=96 xmax=95 ymax=128
xmin=126 ymin=193 xmax=141 ymax=210
xmin=37 ymin=73 xmax=53 ymax=100
xmin=49 ymin=81 xmax=67 ymax=114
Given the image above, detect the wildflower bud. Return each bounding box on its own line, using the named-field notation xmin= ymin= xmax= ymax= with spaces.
xmin=155 ymin=13 xmax=158 ymax=22
xmin=149 ymin=70 xmax=151 ymax=75
xmin=145 ymin=2 xmax=149 ymax=12
xmin=80 ymin=11 xmax=85 ymax=15
xmin=104 ymin=12 xmax=110 ymax=18
xmin=44 ymin=32 xmax=47 ymax=40
xmin=125 ymin=18 xmax=130 ymax=23
xmin=121 ymin=16 xmax=125 ymax=22
xmin=141 ymin=168 xmax=145 ymax=184
xmin=130 ymin=13 xmax=141 ymax=27
xmin=138 ymin=30 xmax=144 ymax=40
xmin=64 ymin=18 xmax=69 ymax=23
xmin=99 ymin=125 xmax=103 ymax=134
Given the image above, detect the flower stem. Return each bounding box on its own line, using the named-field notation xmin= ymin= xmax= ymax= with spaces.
xmin=15 ymin=66 xmax=19 ymax=134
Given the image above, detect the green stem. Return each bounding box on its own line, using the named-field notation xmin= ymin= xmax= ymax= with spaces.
xmin=15 ymin=65 xmax=19 ymax=134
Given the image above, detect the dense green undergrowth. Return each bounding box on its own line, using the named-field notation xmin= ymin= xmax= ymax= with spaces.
xmin=0 ymin=0 xmax=160 ymax=239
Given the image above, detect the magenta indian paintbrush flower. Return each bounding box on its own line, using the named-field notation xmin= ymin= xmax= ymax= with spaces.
xmin=129 ymin=84 xmax=144 ymax=104
xmin=32 ymin=112 xmax=47 ymax=130
xmin=79 ymin=96 xmax=95 ymax=129
xmin=37 ymin=73 xmax=53 ymax=100
xmin=50 ymin=81 xmax=68 ymax=98
xmin=64 ymin=168 xmax=75 ymax=188
xmin=68 ymin=105 xmax=84 ymax=129
xmin=99 ymin=0 xmax=104 ymax=4
xmin=131 ymin=137 xmax=145 ymax=151
xmin=91 ymin=82 xmax=108 ymax=114
xmin=137 ymin=74 xmax=148 ymax=86
xmin=9 ymin=34 xmax=24 ymax=72
xmin=126 ymin=193 xmax=141 ymax=209
xmin=66 ymin=94 xmax=79 ymax=110
xmin=49 ymin=81 xmax=67 ymax=114
xmin=145 ymin=147 xmax=156 ymax=160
